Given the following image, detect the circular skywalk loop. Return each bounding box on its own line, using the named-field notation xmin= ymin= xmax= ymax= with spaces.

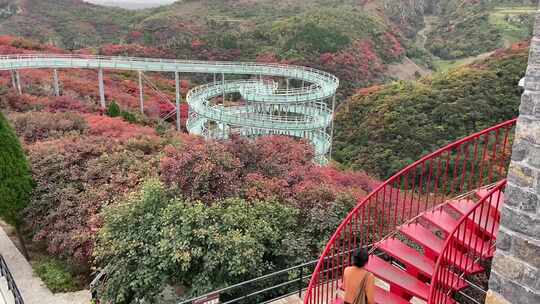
xmin=0 ymin=54 xmax=339 ymax=163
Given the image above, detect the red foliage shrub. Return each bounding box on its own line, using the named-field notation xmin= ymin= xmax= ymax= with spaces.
xmin=99 ymin=43 xmax=173 ymax=58
xmin=381 ymin=32 xmax=405 ymax=60
xmin=321 ymin=39 xmax=385 ymax=88
xmin=160 ymin=137 xmax=243 ymax=201
xmin=85 ymin=115 xmax=157 ymax=141
xmin=44 ymin=96 xmax=95 ymax=113
xmin=8 ymin=111 xmax=88 ymax=143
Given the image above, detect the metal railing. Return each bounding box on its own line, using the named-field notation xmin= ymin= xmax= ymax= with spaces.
xmin=304 ymin=119 xmax=517 ymax=304
xmin=177 ymin=260 xmax=318 ymax=304
xmin=428 ymin=180 xmax=506 ymax=304
xmin=0 ymin=255 xmax=24 ymax=304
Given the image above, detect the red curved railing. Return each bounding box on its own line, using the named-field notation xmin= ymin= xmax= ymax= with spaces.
xmin=428 ymin=180 xmax=506 ymax=304
xmin=303 ymin=119 xmax=517 ymax=304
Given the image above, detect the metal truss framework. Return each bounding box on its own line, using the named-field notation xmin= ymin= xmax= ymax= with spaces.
xmin=0 ymin=54 xmax=339 ymax=163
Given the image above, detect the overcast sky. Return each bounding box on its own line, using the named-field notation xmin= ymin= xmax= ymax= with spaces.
xmin=84 ymin=0 xmax=178 ymax=9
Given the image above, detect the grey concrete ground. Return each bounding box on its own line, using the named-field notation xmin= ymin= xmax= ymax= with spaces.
xmin=0 ymin=226 xmax=91 ymax=304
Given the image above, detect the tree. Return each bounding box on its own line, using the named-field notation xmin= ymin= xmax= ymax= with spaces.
xmin=94 ymin=179 xmax=298 ymax=304
xmin=0 ymin=111 xmax=33 ymax=258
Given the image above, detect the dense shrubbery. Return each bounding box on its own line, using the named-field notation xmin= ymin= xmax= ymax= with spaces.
xmin=95 ymin=180 xmax=299 ymax=302
xmin=33 ymin=257 xmax=80 ymax=293
xmin=8 ymin=111 xmax=88 ymax=143
xmin=334 ymin=43 xmax=528 ymax=178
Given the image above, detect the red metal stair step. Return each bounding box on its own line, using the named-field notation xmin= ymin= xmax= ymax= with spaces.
xmin=475 ymin=189 xmax=505 ymax=212
xmin=399 ymin=224 xmax=484 ymax=274
xmin=365 ymin=255 xmax=460 ymax=303
xmin=422 ymin=209 xmax=493 ymax=258
xmin=378 ymin=238 xmax=468 ymax=290
xmin=447 ymin=200 xmax=499 ymax=239
xmin=333 ymin=285 xmax=410 ymax=304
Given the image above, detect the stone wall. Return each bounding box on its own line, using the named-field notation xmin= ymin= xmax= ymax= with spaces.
xmin=486 ymin=6 xmax=540 ymax=304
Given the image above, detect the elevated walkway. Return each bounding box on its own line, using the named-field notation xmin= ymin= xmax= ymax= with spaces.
xmin=0 ymin=54 xmax=339 ymax=162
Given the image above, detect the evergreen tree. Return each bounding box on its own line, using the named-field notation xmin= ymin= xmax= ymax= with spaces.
xmin=105 ymin=101 xmax=121 ymax=117
xmin=0 ymin=111 xmax=33 ymax=257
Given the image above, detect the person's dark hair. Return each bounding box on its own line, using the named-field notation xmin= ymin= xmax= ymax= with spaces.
xmin=352 ymin=249 xmax=369 ymax=268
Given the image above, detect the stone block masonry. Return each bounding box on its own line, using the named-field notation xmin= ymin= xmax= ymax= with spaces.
xmin=486 ymin=5 xmax=540 ymax=304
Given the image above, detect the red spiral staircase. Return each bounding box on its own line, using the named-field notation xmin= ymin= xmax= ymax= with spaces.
xmin=304 ymin=119 xmax=517 ymax=304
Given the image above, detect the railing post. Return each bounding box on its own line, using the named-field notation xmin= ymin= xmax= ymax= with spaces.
xmin=299 ymin=265 xmax=303 ymax=298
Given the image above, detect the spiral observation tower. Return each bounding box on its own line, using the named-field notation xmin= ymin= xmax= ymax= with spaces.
xmin=0 ymin=54 xmax=339 ymax=163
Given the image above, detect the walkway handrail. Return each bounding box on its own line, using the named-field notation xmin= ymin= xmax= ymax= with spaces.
xmin=428 ymin=180 xmax=506 ymax=304
xmin=304 ymin=119 xmax=517 ymax=304
xmin=176 ymin=260 xmax=318 ymax=304
xmin=0 ymin=254 xmax=24 ymax=304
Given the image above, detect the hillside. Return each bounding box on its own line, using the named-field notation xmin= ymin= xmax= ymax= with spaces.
xmin=0 ymin=0 xmax=437 ymax=98
xmin=333 ymin=42 xmax=528 ymax=179
xmin=425 ymin=0 xmax=536 ymax=60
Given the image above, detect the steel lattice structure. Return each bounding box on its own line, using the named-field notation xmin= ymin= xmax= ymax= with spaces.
xmin=0 ymin=54 xmax=339 ymax=163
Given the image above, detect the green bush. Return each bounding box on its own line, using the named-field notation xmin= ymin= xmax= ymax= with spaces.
xmin=33 ymin=257 xmax=79 ymax=293
xmin=105 ymin=101 xmax=121 ymax=117
xmin=120 ymin=110 xmax=138 ymax=123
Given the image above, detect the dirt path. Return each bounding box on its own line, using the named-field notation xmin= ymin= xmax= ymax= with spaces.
xmin=416 ymin=16 xmax=438 ymax=50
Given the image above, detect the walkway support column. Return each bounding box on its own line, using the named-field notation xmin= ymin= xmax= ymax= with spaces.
xmin=98 ymin=68 xmax=106 ymax=109
xmin=15 ymin=70 xmax=22 ymax=95
xmin=329 ymin=94 xmax=336 ymax=160
xmin=138 ymin=70 xmax=144 ymax=114
xmin=53 ymin=69 xmax=60 ymax=96
xmin=10 ymin=71 xmax=17 ymax=93
xmin=175 ymin=71 xmax=181 ymax=132
xmin=221 ymin=73 xmax=225 ymax=103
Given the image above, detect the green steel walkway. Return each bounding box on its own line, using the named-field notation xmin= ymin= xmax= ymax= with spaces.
xmin=0 ymin=54 xmax=339 ymax=162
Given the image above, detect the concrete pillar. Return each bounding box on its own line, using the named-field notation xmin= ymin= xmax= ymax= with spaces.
xmin=138 ymin=70 xmax=144 ymax=114
xmin=98 ymin=68 xmax=106 ymax=109
xmin=486 ymin=7 xmax=540 ymax=304
xmin=10 ymin=71 xmax=17 ymax=93
xmin=329 ymin=94 xmax=336 ymax=160
xmin=221 ymin=73 xmax=225 ymax=103
xmin=53 ymin=69 xmax=60 ymax=96
xmin=175 ymin=71 xmax=181 ymax=132
xmin=15 ymin=70 xmax=21 ymax=95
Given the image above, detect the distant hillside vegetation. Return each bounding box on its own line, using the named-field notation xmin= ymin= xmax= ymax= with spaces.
xmin=333 ymin=42 xmax=528 ymax=178
xmin=426 ymin=0 xmax=536 ymax=59
xmin=0 ymin=0 xmax=436 ymax=98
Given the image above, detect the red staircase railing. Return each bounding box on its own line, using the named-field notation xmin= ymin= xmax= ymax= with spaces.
xmin=428 ymin=180 xmax=506 ymax=304
xmin=303 ymin=119 xmax=517 ymax=304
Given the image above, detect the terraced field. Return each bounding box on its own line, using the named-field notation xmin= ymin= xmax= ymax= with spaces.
xmin=489 ymin=6 xmax=536 ymax=45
